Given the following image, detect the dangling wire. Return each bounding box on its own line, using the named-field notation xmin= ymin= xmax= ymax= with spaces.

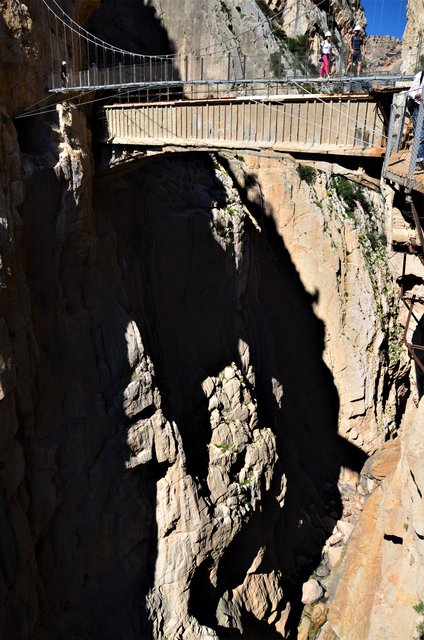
xmin=46 ymin=1 xmax=54 ymax=80
xmin=55 ymin=15 xmax=60 ymax=73
xmin=64 ymin=10 xmax=68 ymax=65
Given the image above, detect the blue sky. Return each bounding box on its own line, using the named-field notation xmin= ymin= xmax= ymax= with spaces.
xmin=361 ymin=0 xmax=407 ymax=38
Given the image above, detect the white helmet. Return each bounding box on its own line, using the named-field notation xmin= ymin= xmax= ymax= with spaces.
xmin=62 ymin=60 xmax=66 ymax=65
xmin=325 ymin=31 xmax=331 ymax=37
xmin=353 ymin=24 xmax=362 ymax=31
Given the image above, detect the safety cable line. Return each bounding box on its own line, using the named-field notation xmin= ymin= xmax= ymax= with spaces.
xmin=41 ymin=0 xmax=187 ymax=60
xmin=41 ymin=0 xmax=154 ymax=59
xmin=242 ymin=96 xmax=385 ymax=150
xmin=197 ymin=0 xmax=329 ymax=57
xmin=15 ymin=82 xmax=171 ymax=119
xmin=233 ymin=96 xmax=386 ymax=150
xmin=101 ymin=93 xmax=386 ymax=152
xmin=292 ymin=79 xmax=388 ymax=142
xmin=171 ymin=0 xmax=329 ymax=58
xmin=30 ymin=0 xmax=383 ymax=153
xmin=40 ymin=0 xmax=330 ymax=65
xmin=41 ymin=0 xmax=362 ymax=102
xmin=40 ymin=0 xmax=359 ymax=98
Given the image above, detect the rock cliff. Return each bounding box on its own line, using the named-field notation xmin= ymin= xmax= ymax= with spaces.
xmin=401 ymin=0 xmax=424 ymax=73
xmin=0 ymin=1 xmax=423 ymax=640
xmin=365 ymin=36 xmax=402 ymax=75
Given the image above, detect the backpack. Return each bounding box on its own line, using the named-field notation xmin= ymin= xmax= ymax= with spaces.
xmin=407 ymin=70 xmax=424 ymax=114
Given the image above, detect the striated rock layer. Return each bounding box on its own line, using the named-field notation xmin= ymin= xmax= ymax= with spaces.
xmin=325 ymin=398 xmax=424 ymax=640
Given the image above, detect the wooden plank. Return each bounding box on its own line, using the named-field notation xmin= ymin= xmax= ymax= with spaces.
xmin=102 ymin=96 xmax=386 ymax=156
xmin=274 ymin=103 xmax=280 ymax=144
xmin=335 ymin=98 xmax=342 ymax=146
xmin=266 ymin=102 xmax=273 ymax=143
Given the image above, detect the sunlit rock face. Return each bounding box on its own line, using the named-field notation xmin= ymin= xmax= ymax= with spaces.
xmin=365 ymin=36 xmax=402 ymax=74
xmin=265 ymin=0 xmax=365 ymax=38
xmin=401 ymin=0 xmax=424 ymax=73
xmin=326 ymin=399 xmax=424 ymax=640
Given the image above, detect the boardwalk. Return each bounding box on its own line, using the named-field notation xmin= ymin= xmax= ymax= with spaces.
xmin=385 ymin=150 xmax=424 ymax=196
xmin=382 ymin=92 xmax=424 ymax=196
xmin=101 ymin=93 xmax=386 ymax=158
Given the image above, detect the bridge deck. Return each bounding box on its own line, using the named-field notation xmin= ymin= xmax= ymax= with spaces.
xmin=101 ymin=93 xmax=386 ymax=158
xmin=385 ymin=150 xmax=424 ymax=195
xmin=52 ymin=74 xmax=411 ymax=96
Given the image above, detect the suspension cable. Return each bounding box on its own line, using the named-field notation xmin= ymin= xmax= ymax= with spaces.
xmin=292 ymin=79 xmax=387 ymax=141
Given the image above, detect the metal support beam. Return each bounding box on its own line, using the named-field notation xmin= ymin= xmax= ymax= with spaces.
xmin=410 ymin=196 xmax=424 ymax=252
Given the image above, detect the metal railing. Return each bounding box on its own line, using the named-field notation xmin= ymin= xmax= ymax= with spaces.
xmin=52 ymin=53 xmax=287 ymax=90
xmin=383 ymin=91 xmax=424 ymax=184
xmin=51 ymin=52 xmax=413 ymax=92
xmin=403 ymin=294 xmax=424 ymax=375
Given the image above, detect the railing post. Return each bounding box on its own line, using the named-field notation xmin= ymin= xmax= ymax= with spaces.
xmin=119 ymin=63 xmax=123 ymax=84
xmin=201 ymin=57 xmax=204 ymax=81
xmin=382 ymin=98 xmax=397 ymax=176
xmin=185 ymin=54 xmax=189 ymax=82
xmin=410 ymin=198 xmax=424 ymax=253
xmin=227 ymin=53 xmax=231 ymax=81
xmin=149 ymin=57 xmax=153 ymax=82
xmin=243 ymin=54 xmax=246 ymax=79
xmin=394 ymin=93 xmax=408 ymax=152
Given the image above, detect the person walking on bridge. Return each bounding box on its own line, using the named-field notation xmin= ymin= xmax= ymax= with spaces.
xmin=346 ymin=25 xmax=365 ymax=76
xmin=319 ymin=31 xmax=333 ymax=78
xmin=60 ymin=60 xmax=67 ymax=88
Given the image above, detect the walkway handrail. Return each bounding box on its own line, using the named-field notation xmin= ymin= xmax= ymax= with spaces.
xmin=53 ymin=54 xmax=414 ymax=92
xmin=383 ymin=90 xmax=424 ymax=187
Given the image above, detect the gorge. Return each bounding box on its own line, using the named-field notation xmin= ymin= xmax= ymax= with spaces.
xmin=0 ymin=1 xmax=424 ymax=639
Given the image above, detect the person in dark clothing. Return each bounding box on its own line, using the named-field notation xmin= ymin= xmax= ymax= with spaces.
xmin=60 ymin=60 xmax=67 ymax=88
xmin=346 ymin=25 xmax=365 ymax=76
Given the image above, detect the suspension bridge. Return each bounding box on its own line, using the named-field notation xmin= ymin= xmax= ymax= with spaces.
xmin=26 ymin=0 xmax=423 ymax=191
xmin=26 ymin=0 xmax=423 ymax=200
xmin=33 ymin=3 xmax=405 ymax=158
xmin=18 ymin=0 xmax=424 ymax=370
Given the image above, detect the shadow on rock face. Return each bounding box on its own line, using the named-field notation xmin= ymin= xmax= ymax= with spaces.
xmin=412 ymin=312 xmax=424 ymax=399
xmin=12 ymin=148 xmax=368 ymax=640
xmin=114 ymin=151 xmax=369 ymax=638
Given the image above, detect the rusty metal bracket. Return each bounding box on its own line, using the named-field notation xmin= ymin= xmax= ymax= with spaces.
xmin=402 ymin=292 xmax=424 ymax=374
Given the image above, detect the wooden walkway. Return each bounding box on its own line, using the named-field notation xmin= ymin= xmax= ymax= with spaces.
xmin=101 ymin=94 xmax=386 ymax=158
xmin=385 ymin=150 xmax=424 ymax=195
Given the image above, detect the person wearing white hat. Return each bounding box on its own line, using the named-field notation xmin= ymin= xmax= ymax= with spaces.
xmin=346 ymin=24 xmax=365 ymax=76
xmin=319 ymin=31 xmax=333 ymax=78
xmin=60 ymin=60 xmax=67 ymax=88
